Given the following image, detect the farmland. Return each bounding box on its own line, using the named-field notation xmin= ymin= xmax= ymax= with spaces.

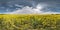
xmin=0 ymin=14 xmax=60 ymax=30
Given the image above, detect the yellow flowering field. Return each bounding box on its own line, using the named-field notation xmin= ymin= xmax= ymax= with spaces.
xmin=0 ymin=14 xmax=60 ymax=30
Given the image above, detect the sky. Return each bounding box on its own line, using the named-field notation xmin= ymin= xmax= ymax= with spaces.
xmin=0 ymin=0 xmax=60 ymax=14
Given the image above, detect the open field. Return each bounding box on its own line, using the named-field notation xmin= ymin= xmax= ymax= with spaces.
xmin=0 ymin=14 xmax=60 ymax=30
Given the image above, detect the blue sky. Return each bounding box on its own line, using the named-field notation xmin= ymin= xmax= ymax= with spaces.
xmin=0 ymin=0 xmax=60 ymax=14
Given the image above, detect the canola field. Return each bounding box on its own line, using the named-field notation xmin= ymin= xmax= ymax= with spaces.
xmin=0 ymin=14 xmax=60 ymax=30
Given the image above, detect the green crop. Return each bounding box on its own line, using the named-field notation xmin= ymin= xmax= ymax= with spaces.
xmin=0 ymin=14 xmax=60 ymax=30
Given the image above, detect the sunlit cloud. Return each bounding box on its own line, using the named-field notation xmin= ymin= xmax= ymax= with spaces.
xmin=0 ymin=0 xmax=60 ymax=14
xmin=5 ymin=3 xmax=60 ymax=14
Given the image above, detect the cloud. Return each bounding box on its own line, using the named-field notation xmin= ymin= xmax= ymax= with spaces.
xmin=5 ymin=4 xmax=43 ymax=14
xmin=0 ymin=0 xmax=60 ymax=14
xmin=5 ymin=3 xmax=60 ymax=14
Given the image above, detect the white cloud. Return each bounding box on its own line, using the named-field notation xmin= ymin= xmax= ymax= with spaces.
xmin=6 ymin=4 xmax=43 ymax=14
xmin=15 ymin=4 xmax=23 ymax=7
xmin=5 ymin=3 xmax=60 ymax=14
